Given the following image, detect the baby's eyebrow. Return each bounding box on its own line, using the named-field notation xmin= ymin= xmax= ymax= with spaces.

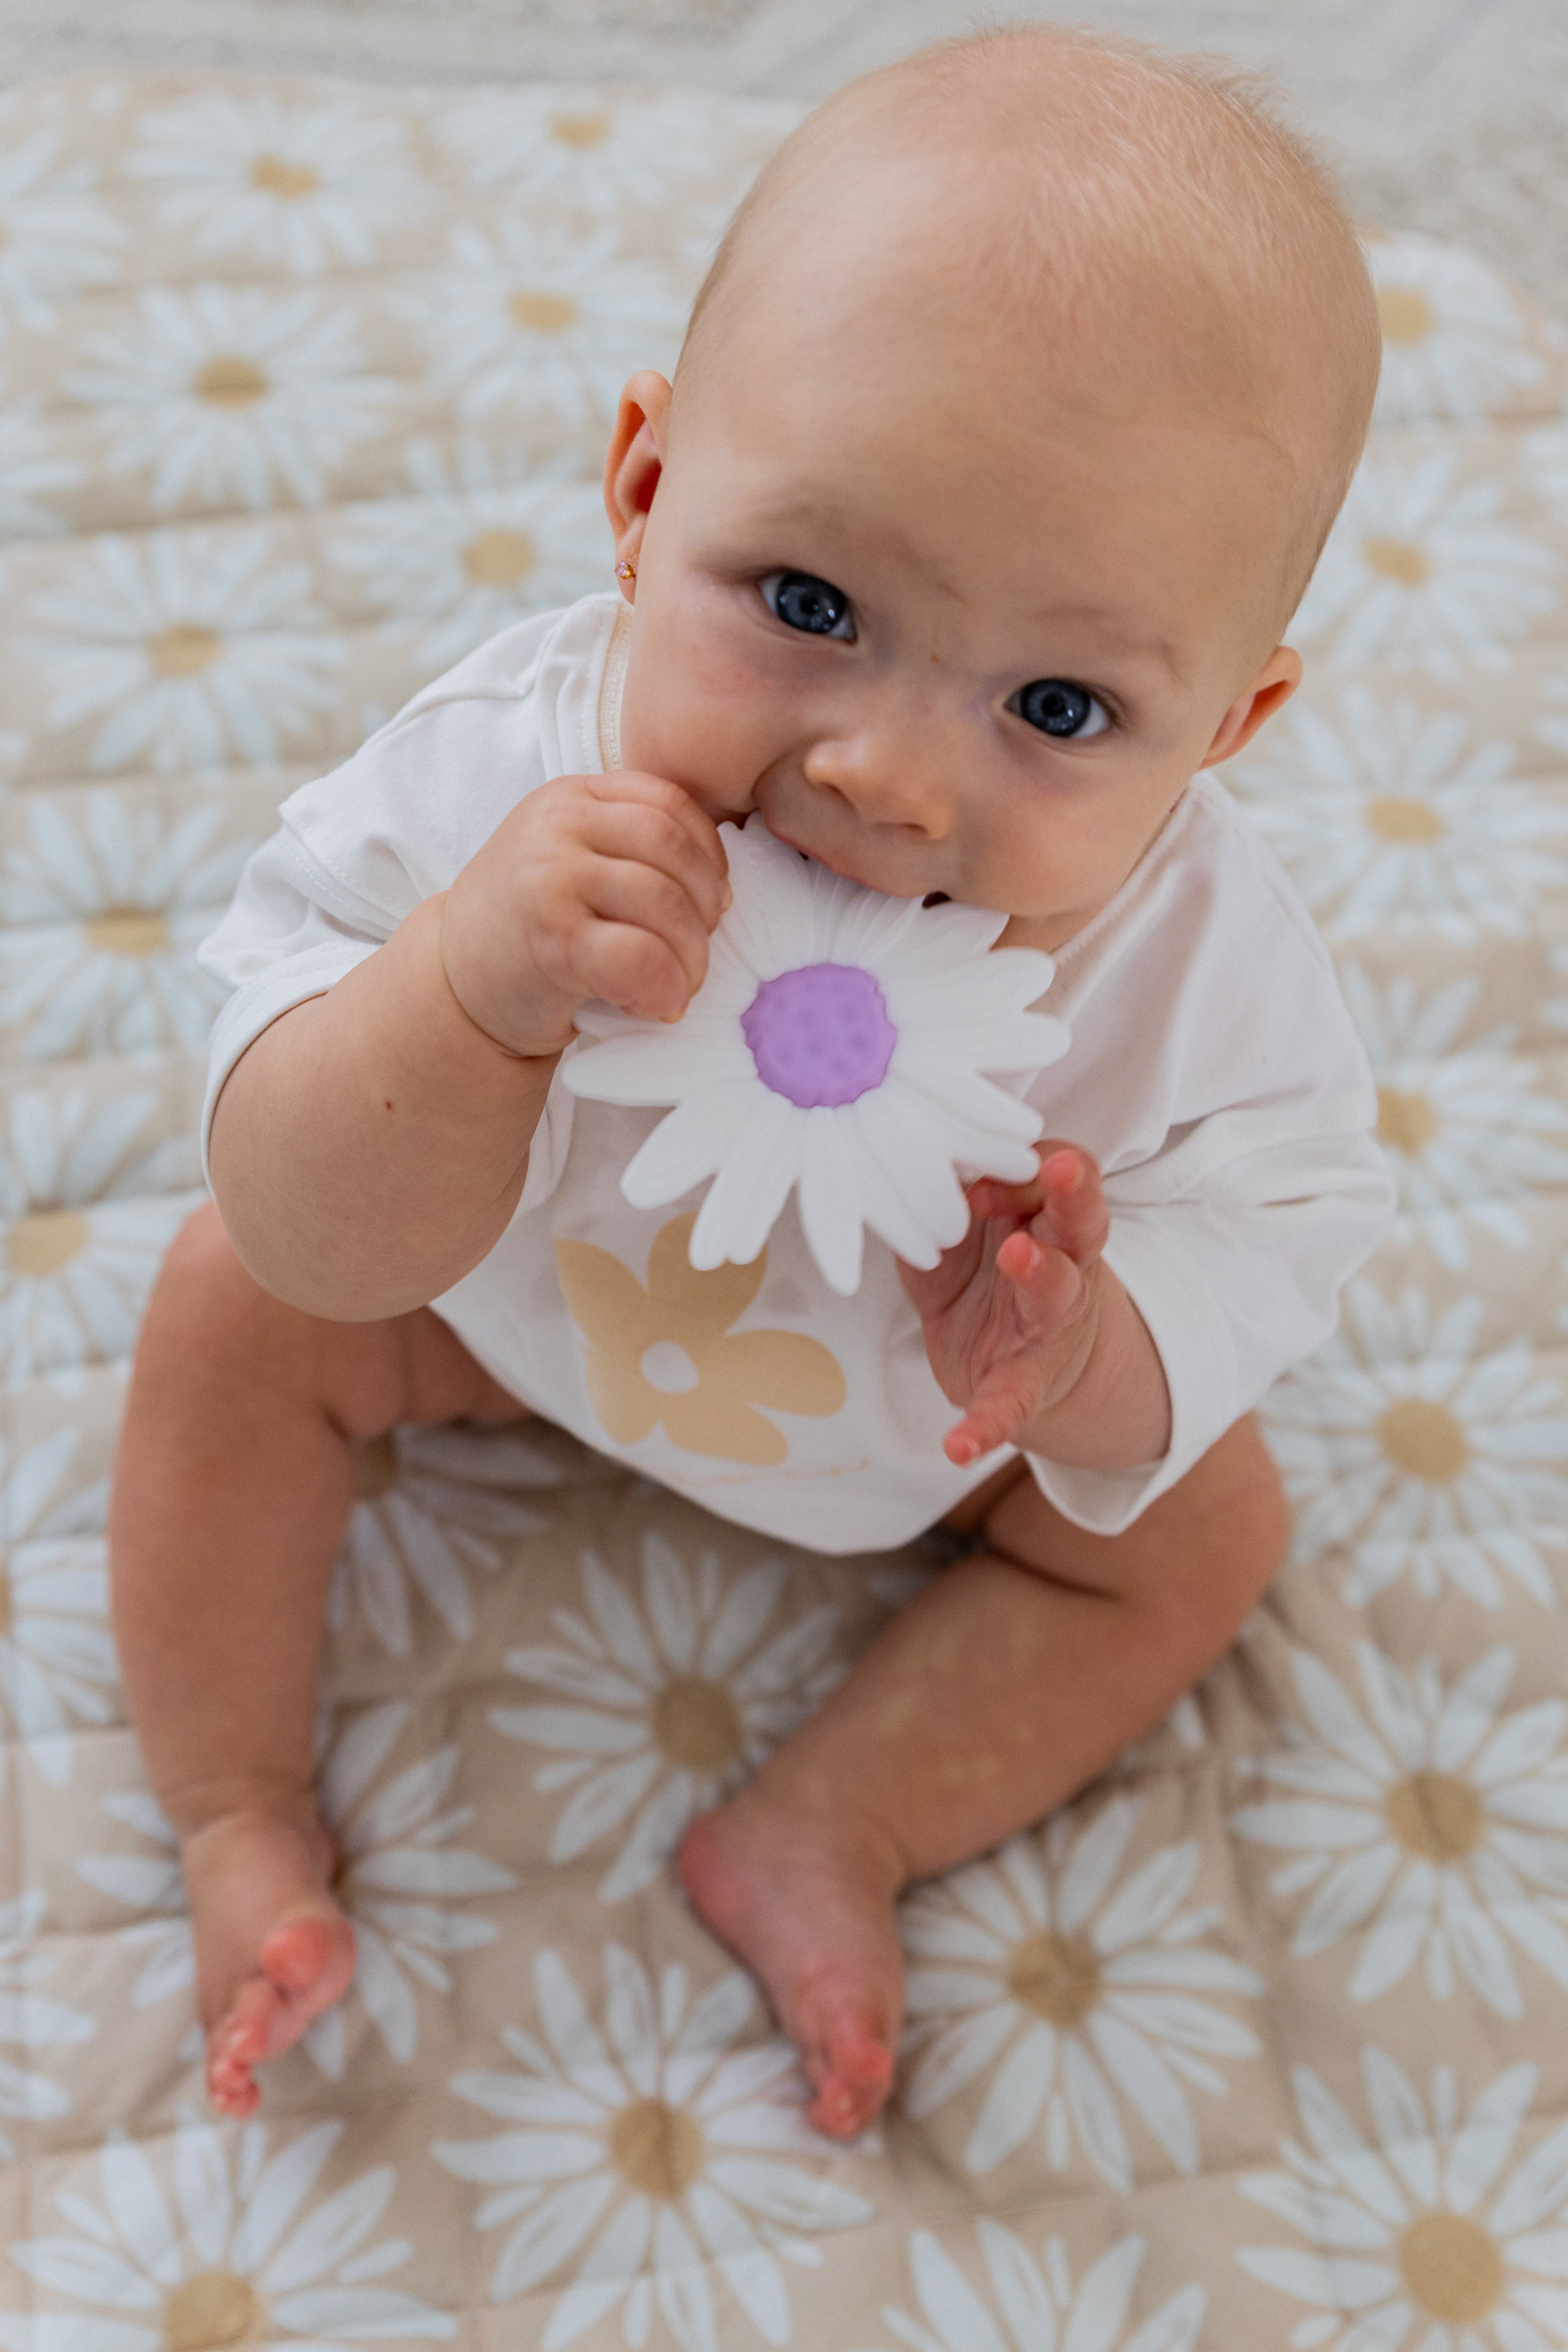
xmin=1024 ymin=608 xmax=1188 ymax=688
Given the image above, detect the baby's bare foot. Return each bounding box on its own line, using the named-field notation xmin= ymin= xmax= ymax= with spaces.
xmin=678 ymin=1790 xmax=902 ymax=2140
xmin=179 ymin=1803 xmax=356 ymax=2119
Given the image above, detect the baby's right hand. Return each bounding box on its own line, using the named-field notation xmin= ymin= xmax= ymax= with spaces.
xmin=438 ymin=771 xmax=732 ymax=1058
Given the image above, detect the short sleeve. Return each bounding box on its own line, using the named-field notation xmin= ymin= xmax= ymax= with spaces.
xmin=196 ymin=596 xmax=620 ymax=1198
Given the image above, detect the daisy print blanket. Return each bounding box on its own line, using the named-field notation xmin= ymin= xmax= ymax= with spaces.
xmin=1 ymin=67 xmax=1567 ymax=2352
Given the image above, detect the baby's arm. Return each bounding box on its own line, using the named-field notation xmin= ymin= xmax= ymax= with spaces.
xmin=210 ymin=771 xmax=729 ymax=1320
xmin=902 ymin=1145 xmax=1168 ymax=1471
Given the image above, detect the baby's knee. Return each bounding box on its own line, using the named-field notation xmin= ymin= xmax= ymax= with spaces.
xmin=141 ymin=1201 xmax=354 ymax=1398
xmin=981 ymin=1415 xmax=1288 ymax=1614
xmin=152 ymin=1201 xmax=281 ymax=1345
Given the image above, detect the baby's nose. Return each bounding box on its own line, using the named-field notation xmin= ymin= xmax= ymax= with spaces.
xmin=802 ymin=728 xmax=955 ymax=837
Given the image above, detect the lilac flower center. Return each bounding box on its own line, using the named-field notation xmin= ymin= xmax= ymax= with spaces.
xmin=741 ymin=962 xmax=897 ymax=1109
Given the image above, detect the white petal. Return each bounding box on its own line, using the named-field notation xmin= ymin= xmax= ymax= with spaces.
xmin=619 ymin=1086 xmax=762 ymax=1207
xmin=903 ymin=2005 xmax=1017 ymax=2119
xmin=564 ymin=1031 xmax=754 ymax=1107
xmin=965 ymin=2022 xmax=1055 ymax=2173
xmin=906 ymin=2232 xmax=1011 ymax=2352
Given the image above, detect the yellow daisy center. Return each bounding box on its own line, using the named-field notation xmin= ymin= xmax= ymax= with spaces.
xmin=462 ymin=526 xmax=537 ymax=589
xmin=652 ymin=1675 xmax=743 ymax=1772
xmin=1399 ymin=2213 xmax=1503 ymax=2325
xmin=249 ymin=155 xmax=319 ymax=199
xmin=1376 ymin=1086 xmax=1438 ymax=1153
xmin=350 ymin=1431 xmax=398 ymax=1502
xmin=194 ymin=354 xmax=269 ymax=408
xmin=610 ymin=2097 xmax=704 ymax=2199
xmin=511 ymin=290 xmax=578 ymax=335
xmin=1387 ymin=1769 xmax=1483 ymax=1861
xmin=1378 ymin=1397 xmax=1468 ymax=1481
xmin=1376 ymin=286 xmax=1434 ymax=345
xmin=1007 ymin=1929 xmax=1100 ymax=2028
xmin=162 ymin=2271 xmax=264 ymax=2352
xmin=550 ymin=109 xmax=612 ymax=149
xmin=1364 ymin=795 xmax=1444 ymax=846
xmin=86 ymin=909 xmax=169 ymax=955
xmin=8 ymin=1209 xmax=89 ymax=1279
xmin=1363 ymin=535 xmax=1431 ymax=588
xmin=148 ymin=622 xmax=221 ymax=679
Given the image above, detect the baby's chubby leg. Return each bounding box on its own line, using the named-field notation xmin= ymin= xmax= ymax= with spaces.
xmin=109 ymin=1201 xmax=525 ymax=2118
xmin=679 ymin=1417 xmax=1288 ymax=2139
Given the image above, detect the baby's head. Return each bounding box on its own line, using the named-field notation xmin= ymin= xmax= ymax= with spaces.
xmin=604 ymin=25 xmax=1380 ymax=943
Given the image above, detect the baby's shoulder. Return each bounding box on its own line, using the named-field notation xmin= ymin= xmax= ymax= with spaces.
xmin=1142 ymin=771 xmax=1336 ymax=976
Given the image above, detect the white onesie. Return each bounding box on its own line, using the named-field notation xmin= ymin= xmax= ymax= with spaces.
xmin=200 ymin=591 xmax=1393 ymax=1553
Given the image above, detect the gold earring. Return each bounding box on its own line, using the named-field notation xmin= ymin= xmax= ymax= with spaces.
xmin=615 ymin=556 xmax=637 ymax=581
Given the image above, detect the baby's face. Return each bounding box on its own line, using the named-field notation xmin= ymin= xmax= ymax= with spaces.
xmin=613 ymin=222 xmax=1303 ymax=949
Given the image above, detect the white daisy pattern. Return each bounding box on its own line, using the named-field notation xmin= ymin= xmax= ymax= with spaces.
xmin=330 ymin=437 xmax=606 ymax=670
xmin=432 ymin=86 xmax=738 ymax=214
xmin=1525 ymin=425 xmax=1568 ymax=533
xmin=1237 ymin=2050 xmax=1568 ymax=2352
xmin=1227 ymin=686 xmax=1568 ymax=940
xmin=300 ymin=1700 xmax=516 ymax=2079
xmin=0 ymin=1892 xmax=94 ymax=2161
xmin=391 ymin=217 xmax=687 ymax=429
xmin=330 ymin=1421 xmax=557 ymax=1658
xmin=1264 ymin=1281 xmax=1568 ymax=1610
xmin=18 ymin=524 xmax=345 ymax=775
xmin=491 ymin=1529 xmax=842 ymax=1902
xmin=1232 ymin=1642 xmax=1568 ymax=2015
xmin=129 ymin=91 xmax=431 ymax=274
xmin=0 ymin=1081 xmax=200 ymax=1377
xmin=434 ymin=1941 xmax=871 ymax=2350
xmin=66 ymin=281 xmax=396 ymax=515
xmin=0 ymin=791 xmax=253 ymax=1059
xmin=1369 ymin=232 xmax=1550 ymax=425
xmin=0 ymin=1427 xmax=114 ymax=1788
xmin=0 ymin=388 xmax=82 ymax=540
xmin=1292 ymin=448 xmax=1559 ymax=675
xmin=0 ymin=2106 xmax=456 ymax=2347
xmin=900 ymin=1797 xmax=1262 ymax=2187
xmin=1340 ymin=963 xmax=1568 ymax=1268
xmin=0 ymin=129 xmax=126 ymax=338
xmin=853 ymin=2223 xmax=1205 ymax=2352
xmin=565 ymin=819 xmax=1067 ymax=1294
xmin=1550 ymin=941 xmax=1568 ymax=1039
xmin=75 ymin=1789 xmax=198 ymax=2029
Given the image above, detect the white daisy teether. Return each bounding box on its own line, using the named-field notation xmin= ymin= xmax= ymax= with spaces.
xmin=563 ymin=821 xmax=1071 ymax=1295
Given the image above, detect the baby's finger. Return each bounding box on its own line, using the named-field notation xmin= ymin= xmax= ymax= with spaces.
xmin=587 ymin=771 xmax=731 ymax=900
xmin=574 ymin=918 xmax=697 ymax=1025
xmin=1028 ymin=1149 xmax=1108 ymax=1269
xmin=582 ymin=855 xmax=714 ymax=1000
xmin=581 ymin=796 xmax=732 ymax=935
xmin=965 ymin=1138 xmax=1087 ymax=1226
xmin=994 ymin=1228 xmax=1089 ymax=1325
xmin=943 ymin=1358 xmax=1045 ymax=1466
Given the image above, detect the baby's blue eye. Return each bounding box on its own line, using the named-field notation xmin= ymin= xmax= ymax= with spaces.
xmin=762 ymin=572 xmax=855 ymax=640
xmin=1013 ymin=679 xmax=1110 ymax=740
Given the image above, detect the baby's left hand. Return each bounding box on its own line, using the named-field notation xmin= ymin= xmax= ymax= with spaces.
xmin=899 ymin=1145 xmax=1109 ymax=1467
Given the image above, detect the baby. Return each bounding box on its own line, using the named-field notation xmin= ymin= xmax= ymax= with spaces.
xmin=110 ymin=25 xmax=1392 ymax=2138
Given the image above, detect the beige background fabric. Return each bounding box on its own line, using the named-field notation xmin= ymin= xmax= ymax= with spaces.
xmin=2 ymin=1 xmax=1567 ymax=322
xmin=0 ymin=70 xmax=1566 ymax=2352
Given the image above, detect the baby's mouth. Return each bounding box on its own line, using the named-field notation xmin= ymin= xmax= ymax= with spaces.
xmin=756 ymin=815 xmax=884 ymax=894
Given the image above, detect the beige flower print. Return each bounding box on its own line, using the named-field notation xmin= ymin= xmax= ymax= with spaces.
xmin=554 ymin=1212 xmax=845 ymax=1467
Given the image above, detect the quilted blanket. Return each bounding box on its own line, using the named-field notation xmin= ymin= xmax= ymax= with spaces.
xmin=1 ymin=68 xmax=1566 ymax=2352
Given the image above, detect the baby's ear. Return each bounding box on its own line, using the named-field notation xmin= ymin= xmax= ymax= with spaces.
xmin=603 ymin=372 xmax=673 ymax=568
xmin=1198 ymin=644 xmax=1303 ymax=769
